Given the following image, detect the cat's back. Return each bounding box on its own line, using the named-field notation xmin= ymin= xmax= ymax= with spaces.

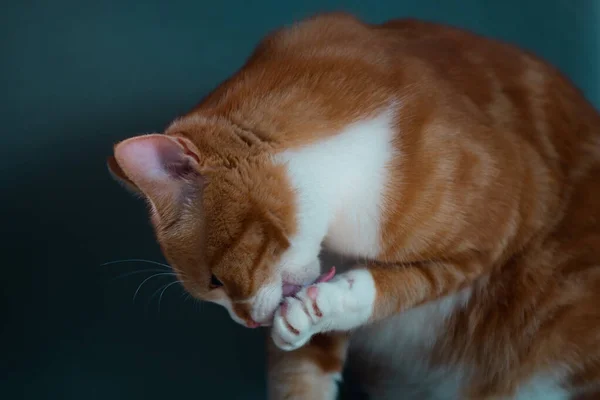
xmin=197 ymin=13 xmax=599 ymax=158
xmin=381 ymin=16 xmax=600 ymax=172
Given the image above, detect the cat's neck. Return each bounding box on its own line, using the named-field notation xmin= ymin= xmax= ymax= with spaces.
xmin=274 ymin=107 xmax=398 ymax=263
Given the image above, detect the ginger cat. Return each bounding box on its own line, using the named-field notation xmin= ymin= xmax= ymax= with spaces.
xmin=107 ymin=12 xmax=600 ymax=400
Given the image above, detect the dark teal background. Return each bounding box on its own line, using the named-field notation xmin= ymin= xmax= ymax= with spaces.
xmin=2 ymin=1 xmax=598 ymax=399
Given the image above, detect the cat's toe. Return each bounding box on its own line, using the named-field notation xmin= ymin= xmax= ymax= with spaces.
xmin=272 ymin=294 xmax=318 ymax=350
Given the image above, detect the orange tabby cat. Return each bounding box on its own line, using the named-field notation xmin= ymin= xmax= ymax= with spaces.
xmin=107 ymin=12 xmax=600 ymax=400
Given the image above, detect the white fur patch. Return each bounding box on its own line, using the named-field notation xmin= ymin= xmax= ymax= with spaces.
xmin=266 ymin=108 xmax=396 ymax=349
xmin=250 ymin=280 xmax=283 ymax=324
xmin=274 ymin=107 xmax=397 ymax=275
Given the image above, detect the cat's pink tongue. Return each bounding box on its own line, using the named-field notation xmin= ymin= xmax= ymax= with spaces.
xmin=314 ymin=266 xmax=336 ymax=283
xmin=281 ymin=266 xmax=336 ymax=297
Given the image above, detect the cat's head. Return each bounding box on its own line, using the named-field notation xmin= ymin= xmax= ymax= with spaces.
xmin=107 ymin=133 xmax=321 ymax=327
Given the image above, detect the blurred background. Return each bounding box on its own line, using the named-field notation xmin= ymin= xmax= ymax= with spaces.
xmin=2 ymin=0 xmax=598 ymax=399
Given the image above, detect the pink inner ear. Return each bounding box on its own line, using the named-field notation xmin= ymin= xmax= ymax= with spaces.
xmin=115 ymin=134 xmax=185 ymax=184
xmin=113 ymin=134 xmax=201 ymax=204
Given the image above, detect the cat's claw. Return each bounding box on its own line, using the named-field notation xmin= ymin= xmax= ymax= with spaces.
xmin=271 ymin=273 xmax=358 ymax=351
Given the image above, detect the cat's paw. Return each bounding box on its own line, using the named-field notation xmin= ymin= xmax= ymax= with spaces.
xmin=271 ymin=280 xmax=346 ymax=350
xmin=271 ymin=271 xmax=372 ymax=351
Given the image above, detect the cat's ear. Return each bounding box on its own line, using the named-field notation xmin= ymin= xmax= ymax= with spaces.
xmin=107 ymin=155 xmax=143 ymax=195
xmin=108 ymin=134 xmax=203 ymax=207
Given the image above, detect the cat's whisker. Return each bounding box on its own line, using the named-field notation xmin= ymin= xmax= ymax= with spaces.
xmin=111 ymin=269 xmax=173 ymax=281
xmin=145 ymin=280 xmax=181 ymax=313
xmin=101 ymin=258 xmax=172 ymax=270
xmin=148 ymin=281 xmax=172 ymax=302
xmin=146 ymin=282 xmax=172 ymax=313
xmin=180 ymin=286 xmax=198 ymax=305
xmin=133 ymin=272 xmax=176 ymax=303
xmin=157 ymin=281 xmax=181 ymax=312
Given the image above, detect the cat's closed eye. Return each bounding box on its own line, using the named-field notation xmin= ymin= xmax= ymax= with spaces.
xmin=209 ymin=274 xmax=223 ymax=289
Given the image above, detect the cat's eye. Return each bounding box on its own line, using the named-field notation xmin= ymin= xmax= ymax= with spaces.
xmin=209 ymin=274 xmax=223 ymax=289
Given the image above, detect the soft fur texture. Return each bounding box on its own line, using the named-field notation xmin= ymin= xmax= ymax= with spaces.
xmin=108 ymin=13 xmax=600 ymax=399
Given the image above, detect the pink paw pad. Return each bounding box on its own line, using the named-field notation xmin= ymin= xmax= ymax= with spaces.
xmin=280 ymin=302 xmax=288 ymax=315
xmin=306 ymin=286 xmax=322 ymax=317
xmin=307 ymin=286 xmax=319 ymax=300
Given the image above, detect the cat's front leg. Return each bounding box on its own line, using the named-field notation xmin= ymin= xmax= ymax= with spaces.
xmin=272 ymin=269 xmax=375 ymax=350
xmin=267 ymin=332 xmax=348 ymax=400
xmin=272 ymin=259 xmax=484 ymax=350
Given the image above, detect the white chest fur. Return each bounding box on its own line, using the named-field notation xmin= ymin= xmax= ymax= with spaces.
xmin=275 ymin=108 xmax=397 ymax=265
